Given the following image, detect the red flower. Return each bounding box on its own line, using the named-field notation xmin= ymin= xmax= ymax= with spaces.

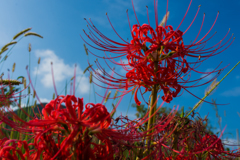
xmin=0 ymin=138 xmax=29 ymax=160
xmin=81 ymin=0 xmax=233 ymax=105
xmin=190 ymin=133 xmax=240 ymax=159
xmin=0 ymin=95 xmax=117 ymax=159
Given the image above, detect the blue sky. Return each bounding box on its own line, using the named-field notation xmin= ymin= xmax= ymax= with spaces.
xmin=0 ymin=0 xmax=239 ymax=147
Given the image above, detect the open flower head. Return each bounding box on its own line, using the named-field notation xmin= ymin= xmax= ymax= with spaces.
xmin=81 ymin=0 xmax=234 ymax=105
xmin=0 ymin=95 xmax=117 ymax=159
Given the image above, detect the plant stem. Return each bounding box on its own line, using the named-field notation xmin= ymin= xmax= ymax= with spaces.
xmin=145 ymin=61 xmax=158 ymax=147
xmin=186 ymin=61 xmax=240 ymax=118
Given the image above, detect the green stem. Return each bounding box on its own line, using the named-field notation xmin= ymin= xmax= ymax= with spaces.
xmin=186 ymin=61 xmax=240 ymax=118
xmin=31 ymin=55 xmax=39 ymax=106
xmin=145 ymin=61 xmax=158 ymax=147
xmin=145 ymin=84 xmax=158 ymax=146
xmin=92 ymin=82 xmax=96 ymax=103
xmin=0 ymin=36 xmax=24 ymax=73
xmin=89 ymin=82 xmax=91 ymax=103
xmin=65 ymin=80 xmax=67 ymax=96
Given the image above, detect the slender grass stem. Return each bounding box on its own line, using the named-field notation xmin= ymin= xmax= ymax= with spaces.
xmin=89 ymin=82 xmax=91 ymax=103
xmin=92 ymin=82 xmax=96 ymax=103
xmin=186 ymin=61 xmax=240 ymax=118
xmin=0 ymin=37 xmax=23 ymax=73
xmin=126 ymin=91 xmax=134 ymax=116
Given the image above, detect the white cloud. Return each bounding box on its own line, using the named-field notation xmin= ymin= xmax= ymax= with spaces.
xmin=119 ymin=58 xmax=128 ymax=64
xmin=39 ymin=98 xmax=51 ymax=103
xmin=33 ymin=49 xmax=90 ymax=95
xmin=223 ymin=138 xmax=238 ymax=144
xmin=222 ymin=138 xmax=240 ymax=150
xmin=75 ymin=75 xmax=90 ymax=94
xmin=9 ymin=104 xmax=20 ymax=111
xmin=221 ymin=87 xmax=240 ymax=97
xmin=117 ymin=58 xmax=130 ymax=74
xmin=132 ymin=0 xmax=152 ymax=15
xmin=9 ymin=102 xmax=27 ymax=111
xmin=200 ymin=68 xmax=214 ymax=81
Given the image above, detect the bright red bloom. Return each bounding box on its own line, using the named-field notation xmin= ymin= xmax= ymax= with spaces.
xmin=81 ymin=0 xmax=233 ymax=105
xmin=0 ymin=138 xmax=30 ymax=160
xmin=29 ymin=95 xmax=113 ymax=159
xmin=0 ymin=95 xmax=118 ymax=159
xmin=134 ymin=112 xmax=240 ymax=159
xmin=191 ymin=133 xmax=240 ymax=159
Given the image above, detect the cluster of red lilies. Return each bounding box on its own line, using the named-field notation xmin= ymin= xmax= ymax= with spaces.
xmin=0 ymin=0 xmax=239 ymax=159
xmin=0 ymin=94 xmax=239 ymax=159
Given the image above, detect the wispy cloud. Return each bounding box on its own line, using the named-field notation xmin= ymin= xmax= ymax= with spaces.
xmin=221 ymin=87 xmax=240 ymax=97
xmin=222 ymin=138 xmax=239 ymax=150
xmin=200 ymin=68 xmax=214 ymax=81
xmin=33 ymin=49 xmax=90 ymax=95
xmin=132 ymin=0 xmax=152 ymax=15
xmin=118 ymin=58 xmax=129 ymax=74
xmin=39 ymin=97 xmax=51 ymax=103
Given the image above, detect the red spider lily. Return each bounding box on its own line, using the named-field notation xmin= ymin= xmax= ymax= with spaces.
xmin=190 ymin=132 xmax=240 ymax=159
xmin=29 ymin=95 xmax=114 ymax=159
xmin=107 ymin=103 xmax=179 ymax=159
xmin=0 ymin=81 xmax=28 ymax=109
xmin=0 ymin=138 xmax=30 ymax=160
xmin=81 ymin=0 xmax=233 ymax=105
xmin=129 ymin=111 xmax=240 ymax=160
xmin=0 ymin=94 xmax=118 ymax=159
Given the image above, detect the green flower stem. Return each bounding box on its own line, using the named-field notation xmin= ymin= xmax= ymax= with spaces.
xmin=186 ymin=61 xmax=240 ymax=118
xmin=145 ymin=84 xmax=157 ymax=146
xmin=145 ymin=61 xmax=158 ymax=147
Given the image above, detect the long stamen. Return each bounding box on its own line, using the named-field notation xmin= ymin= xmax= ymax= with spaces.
xmin=190 ymin=13 xmax=205 ymax=44
xmin=146 ymin=6 xmax=151 ymax=26
xmin=196 ymin=11 xmax=219 ymax=44
xmin=175 ymin=0 xmax=192 ymax=31
xmin=126 ymin=9 xmax=132 ymax=33
xmin=183 ymin=5 xmax=201 ymax=34
xmin=165 ymin=0 xmax=169 ymax=27
xmin=131 ymin=0 xmax=140 ymax=25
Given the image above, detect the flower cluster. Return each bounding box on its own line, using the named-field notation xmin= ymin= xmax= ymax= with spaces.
xmin=0 ymin=95 xmax=122 ymax=159
xmin=0 ymin=0 xmax=239 ymax=159
xmin=82 ymin=0 xmax=233 ymax=105
xmin=0 ymin=94 xmax=239 ymax=159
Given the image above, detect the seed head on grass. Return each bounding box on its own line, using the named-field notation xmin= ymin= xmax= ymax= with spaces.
xmin=104 ymin=91 xmax=111 ymax=103
xmin=204 ymin=78 xmax=218 ymax=96
xmin=113 ymin=90 xmax=118 ymax=100
xmin=13 ymin=27 xmax=32 ymax=40
xmin=1 ymin=41 xmax=17 ymax=51
xmin=12 ymin=63 xmax=16 ymax=73
xmin=89 ymin=71 xmax=93 ymax=83
xmin=23 ymin=78 xmax=26 ymax=88
xmin=24 ymin=32 xmax=43 ymax=38
xmin=0 ymin=79 xmax=22 ymax=85
xmin=28 ymin=43 xmax=31 ymax=52
xmin=38 ymin=57 xmax=41 ymax=64
xmin=0 ymin=47 xmax=8 ymax=55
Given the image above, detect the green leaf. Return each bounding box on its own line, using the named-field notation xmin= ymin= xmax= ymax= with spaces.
xmin=180 ymin=106 xmax=184 ymax=118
